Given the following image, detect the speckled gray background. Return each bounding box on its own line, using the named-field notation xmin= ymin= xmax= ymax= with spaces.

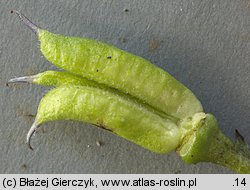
xmin=1 ymin=0 xmax=250 ymax=173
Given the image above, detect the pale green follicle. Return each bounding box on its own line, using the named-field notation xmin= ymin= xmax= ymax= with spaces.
xmin=38 ymin=29 xmax=203 ymax=119
xmin=9 ymin=70 xmax=107 ymax=87
xmin=28 ymin=85 xmax=182 ymax=154
xmin=33 ymin=71 xmax=99 ymax=87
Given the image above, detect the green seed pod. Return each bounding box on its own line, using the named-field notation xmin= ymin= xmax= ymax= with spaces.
xmin=9 ymin=70 xmax=176 ymax=121
xmin=9 ymin=70 xmax=102 ymax=88
xmin=13 ymin=11 xmax=203 ymax=120
xmin=28 ymin=85 xmax=182 ymax=153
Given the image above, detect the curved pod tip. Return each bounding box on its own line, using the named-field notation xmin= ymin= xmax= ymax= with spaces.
xmin=11 ymin=10 xmax=40 ymax=35
xmin=26 ymin=121 xmax=40 ymax=150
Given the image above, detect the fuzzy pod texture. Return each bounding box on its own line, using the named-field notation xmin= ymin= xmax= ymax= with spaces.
xmin=33 ymin=70 xmax=99 ymax=87
xmin=30 ymin=85 xmax=182 ymax=154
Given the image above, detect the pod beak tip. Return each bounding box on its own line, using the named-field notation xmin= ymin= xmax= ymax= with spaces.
xmin=28 ymin=143 xmax=34 ymax=151
xmin=27 ymin=121 xmax=39 ymax=151
xmin=11 ymin=10 xmax=40 ymax=35
xmin=10 ymin=10 xmax=19 ymax=15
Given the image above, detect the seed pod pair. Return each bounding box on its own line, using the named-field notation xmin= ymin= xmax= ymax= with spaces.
xmin=11 ymin=71 xmax=182 ymax=153
xmin=10 ymin=11 xmax=250 ymax=173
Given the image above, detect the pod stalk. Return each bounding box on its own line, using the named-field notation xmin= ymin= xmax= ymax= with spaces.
xmin=178 ymin=114 xmax=250 ymax=174
xmin=11 ymin=10 xmax=40 ymax=34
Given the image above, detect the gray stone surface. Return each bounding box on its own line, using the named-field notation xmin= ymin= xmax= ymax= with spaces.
xmin=1 ymin=0 xmax=249 ymax=173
